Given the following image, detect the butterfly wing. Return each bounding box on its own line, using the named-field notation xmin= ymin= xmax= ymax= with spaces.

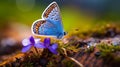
xmin=42 ymin=2 xmax=61 ymax=21
xmin=32 ymin=19 xmax=64 ymax=39
xmin=32 ymin=19 xmax=46 ymax=34
xmin=42 ymin=2 xmax=64 ymax=33
xmin=43 ymin=2 xmax=65 ymax=38
xmin=32 ymin=2 xmax=65 ymax=39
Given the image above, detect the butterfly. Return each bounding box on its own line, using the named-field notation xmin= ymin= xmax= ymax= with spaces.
xmin=31 ymin=2 xmax=66 ymax=39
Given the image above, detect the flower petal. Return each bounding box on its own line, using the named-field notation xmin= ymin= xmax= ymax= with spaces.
xmin=44 ymin=38 xmax=50 ymax=47
xmin=48 ymin=47 xmax=58 ymax=54
xmin=50 ymin=44 xmax=58 ymax=50
xmin=48 ymin=44 xmax=58 ymax=54
xmin=22 ymin=38 xmax=31 ymax=46
xmin=29 ymin=36 xmax=35 ymax=44
xmin=34 ymin=39 xmax=41 ymax=43
xmin=34 ymin=42 xmax=46 ymax=48
xmin=22 ymin=45 xmax=32 ymax=53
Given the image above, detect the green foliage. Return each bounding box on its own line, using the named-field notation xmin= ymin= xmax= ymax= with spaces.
xmin=47 ymin=60 xmax=57 ymax=67
xmin=97 ymin=43 xmax=120 ymax=65
xmin=57 ymin=40 xmax=80 ymax=56
xmin=23 ymin=62 xmax=33 ymax=67
xmin=62 ymin=58 xmax=74 ymax=67
xmin=97 ymin=43 xmax=120 ymax=53
xmin=86 ymin=46 xmax=95 ymax=53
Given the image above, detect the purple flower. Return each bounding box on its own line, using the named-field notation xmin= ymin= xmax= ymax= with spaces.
xmin=22 ymin=36 xmax=45 ymax=52
xmin=41 ymin=38 xmax=58 ymax=54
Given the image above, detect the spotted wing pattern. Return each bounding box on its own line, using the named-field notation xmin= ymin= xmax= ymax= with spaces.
xmin=42 ymin=2 xmax=61 ymax=21
xmin=32 ymin=20 xmax=46 ymax=34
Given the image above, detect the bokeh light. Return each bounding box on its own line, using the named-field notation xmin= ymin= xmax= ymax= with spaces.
xmin=16 ymin=0 xmax=35 ymax=12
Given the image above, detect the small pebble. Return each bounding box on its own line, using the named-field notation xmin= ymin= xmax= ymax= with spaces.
xmin=94 ymin=52 xmax=101 ymax=57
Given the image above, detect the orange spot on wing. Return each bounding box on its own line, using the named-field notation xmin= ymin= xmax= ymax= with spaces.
xmin=44 ymin=3 xmax=57 ymax=18
xmin=34 ymin=20 xmax=46 ymax=34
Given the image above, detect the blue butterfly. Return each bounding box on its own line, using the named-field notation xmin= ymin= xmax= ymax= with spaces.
xmin=31 ymin=2 xmax=66 ymax=39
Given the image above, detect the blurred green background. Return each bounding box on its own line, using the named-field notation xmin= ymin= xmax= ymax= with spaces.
xmin=0 ymin=0 xmax=120 ymax=59
xmin=1 ymin=0 xmax=120 ymax=32
xmin=1 ymin=0 xmax=120 ymax=63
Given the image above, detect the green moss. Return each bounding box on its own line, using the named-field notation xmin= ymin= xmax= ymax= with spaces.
xmin=97 ymin=43 xmax=120 ymax=65
xmin=86 ymin=46 xmax=95 ymax=53
xmin=62 ymin=59 xmax=74 ymax=67
xmin=23 ymin=62 xmax=33 ymax=67
xmin=97 ymin=43 xmax=120 ymax=53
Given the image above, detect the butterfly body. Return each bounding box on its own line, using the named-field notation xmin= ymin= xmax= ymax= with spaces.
xmin=32 ymin=2 xmax=65 ymax=39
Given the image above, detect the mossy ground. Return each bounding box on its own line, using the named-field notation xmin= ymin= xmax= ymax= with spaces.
xmin=1 ymin=24 xmax=120 ymax=67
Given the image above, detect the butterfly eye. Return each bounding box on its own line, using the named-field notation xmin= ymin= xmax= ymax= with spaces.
xmin=64 ymin=32 xmax=67 ymax=35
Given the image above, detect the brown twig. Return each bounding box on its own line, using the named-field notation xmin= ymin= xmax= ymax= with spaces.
xmin=62 ymin=48 xmax=83 ymax=67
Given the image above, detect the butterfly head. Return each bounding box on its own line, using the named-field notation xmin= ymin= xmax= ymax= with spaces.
xmin=64 ymin=32 xmax=67 ymax=35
